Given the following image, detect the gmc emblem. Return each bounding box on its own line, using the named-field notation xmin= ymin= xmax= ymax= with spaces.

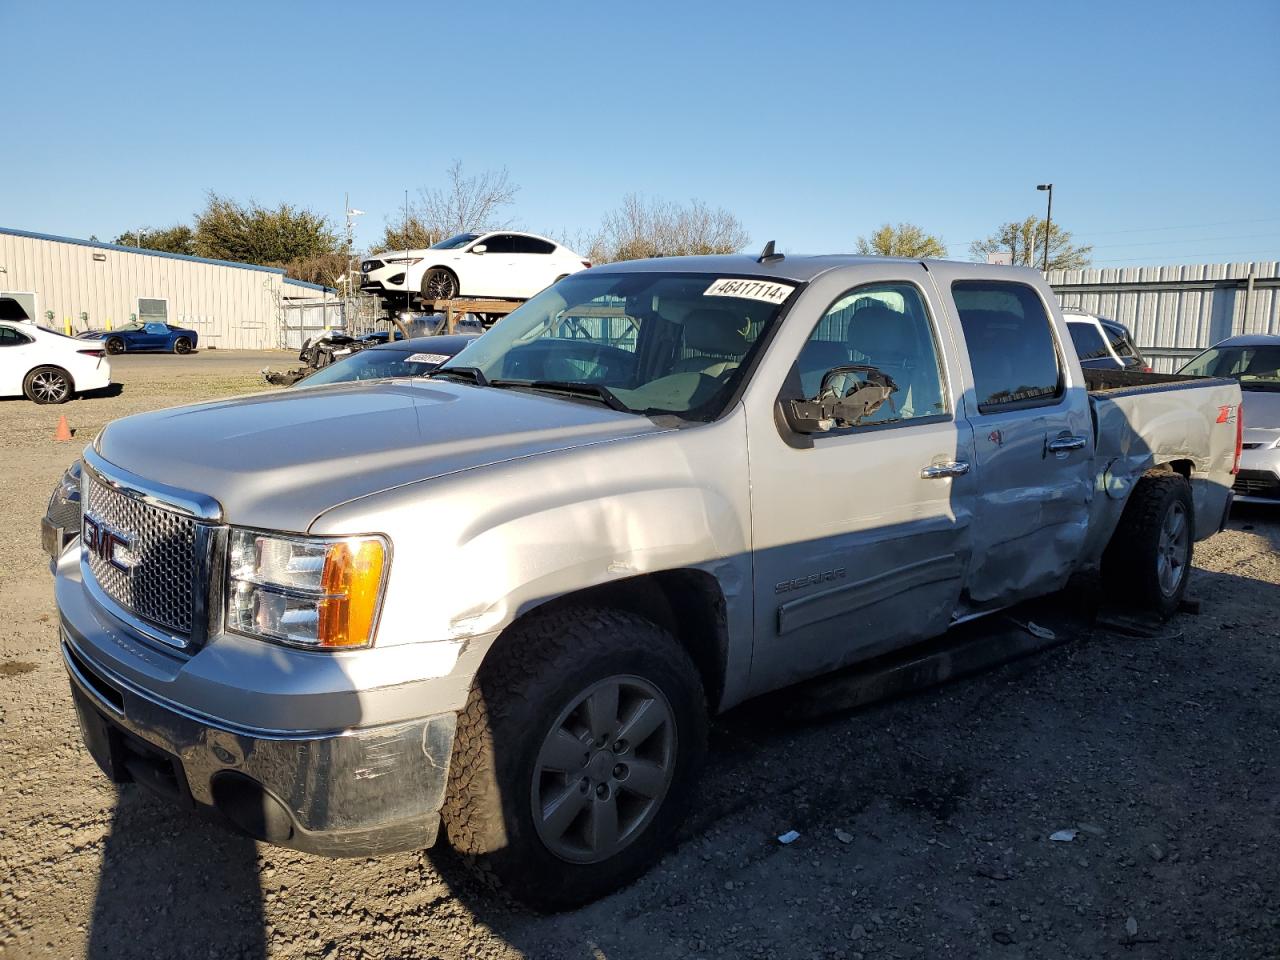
xmin=83 ymin=515 xmax=136 ymax=573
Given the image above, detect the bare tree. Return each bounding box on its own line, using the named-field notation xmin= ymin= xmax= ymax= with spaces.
xmin=591 ymin=194 xmax=749 ymax=263
xmin=970 ymin=217 xmax=1092 ymax=271
xmin=855 ymin=222 xmax=947 ymax=259
xmin=376 ymin=161 xmax=519 ymax=252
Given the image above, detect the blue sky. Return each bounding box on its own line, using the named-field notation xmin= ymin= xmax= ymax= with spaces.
xmin=4 ymin=0 xmax=1278 ymax=266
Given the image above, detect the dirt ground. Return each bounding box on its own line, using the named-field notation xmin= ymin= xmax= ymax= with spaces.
xmin=0 ymin=352 xmax=1277 ymax=960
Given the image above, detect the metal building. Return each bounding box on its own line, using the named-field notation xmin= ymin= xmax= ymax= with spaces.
xmin=0 ymin=227 xmax=333 ymax=350
xmin=1050 ymin=261 xmax=1280 ymax=371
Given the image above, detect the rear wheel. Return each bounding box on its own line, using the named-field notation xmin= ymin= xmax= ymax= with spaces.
xmin=173 ymin=336 xmax=193 ymax=354
xmin=442 ymin=607 xmax=707 ymax=911
xmin=1102 ymin=472 xmax=1194 ymax=618
xmin=105 ymin=337 xmax=124 ymax=355
xmin=421 ymin=268 xmax=459 ymax=303
xmin=24 ymin=366 xmax=73 ymax=404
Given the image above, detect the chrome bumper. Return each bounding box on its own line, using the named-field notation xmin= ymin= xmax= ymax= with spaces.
xmin=62 ymin=635 xmax=456 ymax=857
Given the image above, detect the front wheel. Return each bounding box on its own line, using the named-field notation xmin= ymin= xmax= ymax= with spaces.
xmin=24 ymin=366 xmax=73 ymax=404
xmin=173 ymin=336 xmax=193 ymax=354
xmin=104 ymin=337 xmax=124 ymax=355
xmin=1102 ymin=472 xmax=1194 ymax=618
xmin=420 ymin=268 xmax=459 ymax=302
xmin=442 ymin=607 xmax=707 ymax=910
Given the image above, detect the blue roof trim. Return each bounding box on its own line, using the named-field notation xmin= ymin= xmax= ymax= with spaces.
xmin=283 ymin=278 xmax=338 ymax=293
xmin=0 ymin=225 xmax=287 ymax=275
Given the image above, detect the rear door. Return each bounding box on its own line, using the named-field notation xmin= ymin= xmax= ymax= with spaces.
xmin=934 ymin=272 xmax=1094 ymax=608
xmin=746 ymin=274 xmax=976 ymax=694
xmin=509 ymin=235 xmax=559 ymax=295
xmin=0 ymin=322 xmax=36 ymax=395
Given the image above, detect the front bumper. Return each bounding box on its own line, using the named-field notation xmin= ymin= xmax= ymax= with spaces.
xmin=62 ymin=633 xmax=456 ymax=856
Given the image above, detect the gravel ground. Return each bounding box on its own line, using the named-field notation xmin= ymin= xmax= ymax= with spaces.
xmin=0 ymin=357 xmax=1277 ymax=960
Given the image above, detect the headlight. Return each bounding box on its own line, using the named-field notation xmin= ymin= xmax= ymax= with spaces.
xmin=227 ymin=529 xmax=388 ymax=650
xmin=383 ymin=257 xmax=423 ymax=265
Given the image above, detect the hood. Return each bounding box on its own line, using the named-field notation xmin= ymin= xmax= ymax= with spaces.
xmin=1241 ymin=387 xmax=1280 ymax=443
xmin=76 ymin=330 xmax=109 ymax=339
xmin=95 ymin=380 xmax=670 ymax=531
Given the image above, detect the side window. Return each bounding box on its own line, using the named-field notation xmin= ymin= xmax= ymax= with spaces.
xmin=511 ymin=236 xmax=555 ymax=255
xmin=479 ymin=234 xmax=514 ymax=254
xmin=144 ymin=322 xmax=168 ymax=334
xmin=951 ymin=281 xmax=1063 ymax=413
xmin=0 ymin=324 xmax=33 ymax=346
xmin=1067 ymin=321 xmax=1110 ymax=361
xmin=794 ymin=282 xmax=947 ymax=425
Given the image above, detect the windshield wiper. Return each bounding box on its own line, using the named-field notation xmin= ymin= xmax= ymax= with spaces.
xmin=490 ymin=379 xmax=631 ymax=413
xmin=428 ymin=365 xmax=489 ymax=386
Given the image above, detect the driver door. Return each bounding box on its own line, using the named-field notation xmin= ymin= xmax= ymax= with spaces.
xmin=470 ymin=234 xmax=519 ymax=297
xmin=746 ymin=280 xmax=975 ymax=695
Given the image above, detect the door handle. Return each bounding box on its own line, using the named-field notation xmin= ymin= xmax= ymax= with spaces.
xmin=1046 ymin=435 xmax=1087 ymax=454
xmin=920 ymin=461 xmax=970 ymax=479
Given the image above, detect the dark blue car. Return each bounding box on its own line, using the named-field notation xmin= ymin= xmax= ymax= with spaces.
xmin=76 ymin=321 xmax=198 ymax=355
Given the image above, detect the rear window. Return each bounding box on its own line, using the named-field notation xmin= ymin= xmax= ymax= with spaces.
xmin=951 ymin=281 xmax=1063 ymax=413
xmin=1067 ymin=321 xmax=1110 ymax=361
xmin=1104 ymin=325 xmax=1136 ymax=357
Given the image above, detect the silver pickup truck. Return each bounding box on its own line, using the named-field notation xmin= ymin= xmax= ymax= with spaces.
xmin=52 ymin=254 xmax=1242 ymax=909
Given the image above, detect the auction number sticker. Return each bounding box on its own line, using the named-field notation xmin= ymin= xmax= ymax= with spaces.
xmin=405 ymin=353 xmax=450 ymax=364
xmin=703 ymin=278 xmax=795 ymax=304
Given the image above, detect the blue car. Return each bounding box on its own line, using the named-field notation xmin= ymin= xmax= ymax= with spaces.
xmin=76 ymin=321 xmax=199 ymax=355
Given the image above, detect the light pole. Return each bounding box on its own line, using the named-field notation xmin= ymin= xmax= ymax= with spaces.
xmin=1036 ymin=183 xmax=1053 ymax=273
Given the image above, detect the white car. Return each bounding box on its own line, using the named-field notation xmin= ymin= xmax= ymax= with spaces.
xmin=360 ymin=231 xmax=590 ymax=303
xmin=0 ymin=312 xmax=112 ymax=404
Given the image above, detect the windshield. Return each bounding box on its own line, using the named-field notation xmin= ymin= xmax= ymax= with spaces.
xmin=438 ymin=271 xmax=797 ymax=419
xmin=430 ymin=233 xmax=480 ymax=250
xmin=296 ymin=348 xmax=454 ymax=387
xmin=1179 ymin=344 xmax=1280 ymax=391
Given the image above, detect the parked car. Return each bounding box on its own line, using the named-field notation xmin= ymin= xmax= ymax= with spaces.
xmin=76 ymin=321 xmax=198 ymax=355
xmin=294 ymin=335 xmax=479 ymax=387
xmin=52 ymin=254 xmax=1240 ymax=910
xmin=360 ymin=231 xmax=590 ymax=302
xmin=1065 ymin=312 xmax=1150 ymax=371
xmin=1179 ymin=334 xmax=1280 ymax=504
xmin=1 ymin=315 xmax=111 ymax=404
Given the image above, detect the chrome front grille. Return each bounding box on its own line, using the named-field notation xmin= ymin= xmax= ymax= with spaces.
xmin=83 ymin=473 xmax=199 ymax=637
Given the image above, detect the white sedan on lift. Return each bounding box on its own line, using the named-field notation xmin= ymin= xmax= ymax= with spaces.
xmin=360 ymin=231 xmax=591 ymax=303
xmin=0 ymin=302 xmax=112 ymax=404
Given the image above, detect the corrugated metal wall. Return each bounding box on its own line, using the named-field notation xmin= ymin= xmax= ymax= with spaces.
xmin=0 ymin=230 xmax=305 ymax=350
xmin=1049 ymin=261 xmax=1280 ymax=371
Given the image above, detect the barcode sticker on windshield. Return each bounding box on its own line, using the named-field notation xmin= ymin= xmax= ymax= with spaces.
xmin=405 ymin=353 xmax=449 ymax=364
xmin=704 ymin=278 xmax=795 ymax=304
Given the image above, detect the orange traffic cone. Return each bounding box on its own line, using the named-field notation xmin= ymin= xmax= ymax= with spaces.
xmin=54 ymin=415 xmax=73 ymax=442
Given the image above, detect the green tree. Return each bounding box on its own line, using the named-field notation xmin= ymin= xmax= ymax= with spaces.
xmin=193 ymin=193 xmax=339 ymax=264
xmin=855 ymin=222 xmax=947 ymax=259
xmin=114 ymin=224 xmax=196 ymax=255
xmin=969 ymin=217 xmax=1092 ymax=271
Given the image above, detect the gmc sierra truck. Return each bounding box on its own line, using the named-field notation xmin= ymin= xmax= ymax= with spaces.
xmin=51 ymin=253 xmax=1242 ymax=909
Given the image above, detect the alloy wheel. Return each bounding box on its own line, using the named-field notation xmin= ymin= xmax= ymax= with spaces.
xmin=1156 ymin=501 xmax=1189 ymax=596
xmin=32 ymin=371 xmax=69 ymax=403
xmin=531 ymin=675 xmax=676 ymax=864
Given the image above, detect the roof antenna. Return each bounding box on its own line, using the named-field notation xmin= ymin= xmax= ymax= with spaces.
xmin=757 ymin=240 xmax=784 ymax=264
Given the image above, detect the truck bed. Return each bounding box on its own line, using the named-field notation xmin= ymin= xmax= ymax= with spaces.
xmin=1079 ymin=368 xmax=1240 ymax=566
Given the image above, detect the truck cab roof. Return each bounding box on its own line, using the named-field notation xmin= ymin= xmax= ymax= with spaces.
xmin=588 ymin=253 xmax=1045 ymax=286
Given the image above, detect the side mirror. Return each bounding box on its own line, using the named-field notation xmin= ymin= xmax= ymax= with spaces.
xmin=787 ymin=364 xmax=899 ymax=433
xmin=470 ymin=244 xmax=488 ymax=255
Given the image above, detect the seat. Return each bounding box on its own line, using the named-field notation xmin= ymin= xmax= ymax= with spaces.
xmin=845 ymin=302 xmax=941 ymax=418
xmin=673 ymin=309 xmax=752 ymax=378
